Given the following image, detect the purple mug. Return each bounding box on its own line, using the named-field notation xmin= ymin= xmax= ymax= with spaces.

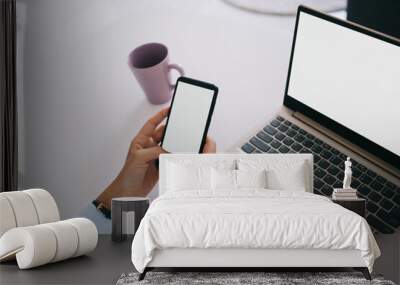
xmin=128 ymin=43 xmax=184 ymax=105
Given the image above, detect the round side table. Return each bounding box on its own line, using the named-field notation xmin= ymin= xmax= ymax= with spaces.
xmin=111 ymin=197 xmax=149 ymax=242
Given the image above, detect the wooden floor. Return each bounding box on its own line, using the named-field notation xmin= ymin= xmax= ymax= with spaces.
xmin=0 ymin=235 xmax=134 ymax=285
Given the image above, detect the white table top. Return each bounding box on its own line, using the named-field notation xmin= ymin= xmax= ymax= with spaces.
xmin=117 ymin=0 xmax=297 ymax=152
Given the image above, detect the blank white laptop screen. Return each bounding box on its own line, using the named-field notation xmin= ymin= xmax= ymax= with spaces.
xmin=288 ymin=12 xmax=400 ymax=156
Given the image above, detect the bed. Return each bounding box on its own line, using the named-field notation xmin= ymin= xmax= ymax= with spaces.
xmin=131 ymin=154 xmax=380 ymax=280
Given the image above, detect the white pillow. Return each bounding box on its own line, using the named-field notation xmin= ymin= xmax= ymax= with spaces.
xmin=266 ymin=162 xmax=307 ymax=191
xmin=211 ymin=168 xmax=236 ymax=190
xmin=236 ymin=169 xmax=267 ymax=189
xmin=166 ymin=159 xmax=236 ymax=192
xmin=238 ymin=159 xmax=309 ymax=192
xmin=211 ymin=169 xmax=268 ymax=190
xmin=167 ymin=162 xmax=211 ymax=191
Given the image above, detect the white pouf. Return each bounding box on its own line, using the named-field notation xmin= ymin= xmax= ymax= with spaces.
xmin=0 ymin=189 xmax=98 ymax=269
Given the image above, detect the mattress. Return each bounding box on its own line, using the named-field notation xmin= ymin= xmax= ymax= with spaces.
xmin=131 ymin=189 xmax=380 ymax=273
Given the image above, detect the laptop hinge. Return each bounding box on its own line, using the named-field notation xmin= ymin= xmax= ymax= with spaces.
xmin=292 ymin=111 xmax=400 ymax=180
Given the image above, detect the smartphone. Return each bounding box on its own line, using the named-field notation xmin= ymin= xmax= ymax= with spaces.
xmin=160 ymin=77 xmax=218 ymax=153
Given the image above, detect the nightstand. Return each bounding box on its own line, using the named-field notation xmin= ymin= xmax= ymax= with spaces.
xmin=332 ymin=198 xmax=366 ymax=217
xmin=111 ymin=197 xmax=150 ymax=242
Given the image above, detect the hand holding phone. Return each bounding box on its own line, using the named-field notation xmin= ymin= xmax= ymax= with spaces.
xmin=161 ymin=77 xmax=218 ymax=153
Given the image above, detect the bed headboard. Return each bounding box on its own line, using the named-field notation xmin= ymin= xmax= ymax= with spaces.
xmin=159 ymin=153 xmax=313 ymax=195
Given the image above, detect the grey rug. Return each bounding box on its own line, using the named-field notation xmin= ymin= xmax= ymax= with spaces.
xmin=117 ymin=272 xmax=396 ymax=285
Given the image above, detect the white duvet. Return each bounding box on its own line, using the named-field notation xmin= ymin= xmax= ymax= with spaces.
xmin=131 ymin=190 xmax=380 ymax=273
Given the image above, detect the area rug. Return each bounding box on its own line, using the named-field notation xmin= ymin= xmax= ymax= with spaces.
xmin=116 ymin=272 xmax=396 ymax=285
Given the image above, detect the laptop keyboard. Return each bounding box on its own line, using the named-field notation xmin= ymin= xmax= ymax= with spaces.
xmin=241 ymin=115 xmax=400 ymax=234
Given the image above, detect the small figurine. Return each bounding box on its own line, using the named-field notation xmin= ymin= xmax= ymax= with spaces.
xmin=343 ymin=157 xmax=352 ymax=189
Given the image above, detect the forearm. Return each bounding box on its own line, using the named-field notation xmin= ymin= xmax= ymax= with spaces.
xmin=95 ymin=169 xmax=148 ymax=210
xmin=95 ymin=178 xmax=124 ymax=210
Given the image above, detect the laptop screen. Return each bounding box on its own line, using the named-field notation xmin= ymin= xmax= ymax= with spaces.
xmin=284 ymin=6 xmax=400 ymax=169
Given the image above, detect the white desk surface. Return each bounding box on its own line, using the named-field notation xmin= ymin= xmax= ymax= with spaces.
xmin=114 ymin=0 xmax=297 ymax=152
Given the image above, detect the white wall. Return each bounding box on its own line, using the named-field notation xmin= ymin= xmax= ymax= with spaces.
xmin=17 ymin=0 xmax=155 ymax=233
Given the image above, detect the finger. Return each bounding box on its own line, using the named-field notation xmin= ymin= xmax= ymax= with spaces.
xmin=134 ymin=135 xmax=156 ymax=149
xmin=202 ymin=136 xmax=216 ymax=153
xmin=152 ymin=125 xmax=166 ymax=143
xmin=134 ymin=146 xmax=167 ymax=163
xmin=127 ymin=136 xmax=155 ymax=160
xmin=138 ymin=107 xmax=169 ymax=137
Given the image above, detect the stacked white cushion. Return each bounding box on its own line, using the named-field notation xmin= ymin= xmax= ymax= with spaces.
xmin=64 ymin=218 xmax=98 ymax=257
xmin=42 ymin=221 xmax=79 ymax=262
xmin=1 ymin=191 xmax=39 ymax=227
xmin=24 ymin=189 xmax=60 ymax=223
xmin=0 ymin=189 xmax=97 ymax=269
xmin=0 ymin=226 xmax=57 ymax=268
xmin=0 ymin=196 xmax=17 ymax=237
xmin=0 ymin=218 xmax=97 ymax=269
xmin=0 ymin=189 xmax=60 ymax=237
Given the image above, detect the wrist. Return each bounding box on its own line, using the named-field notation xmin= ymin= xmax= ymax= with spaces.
xmin=96 ymin=170 xmax=134 ymax=208
xmin=96 ymin=180 xmax=118 ymax=209
xmin=92 ymin=199 xmax=111 ymax=219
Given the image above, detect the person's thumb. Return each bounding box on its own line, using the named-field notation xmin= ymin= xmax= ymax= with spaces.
xmin=134 ymin=146 xmax=166 ymax=163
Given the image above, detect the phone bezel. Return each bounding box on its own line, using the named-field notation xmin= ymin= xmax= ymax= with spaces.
xmin=160 ymin=76 xmax=218 ymax=153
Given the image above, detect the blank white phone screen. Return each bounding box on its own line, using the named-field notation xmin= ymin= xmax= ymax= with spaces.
xmin=288 ymin=12 xmax=400 ymax=155
xmin=162 ymin=81 xmax=214 ymax=153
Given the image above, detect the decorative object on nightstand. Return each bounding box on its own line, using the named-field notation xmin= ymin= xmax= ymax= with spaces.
xmin=332 ymin=157 xmax=364 ymax=216
xmin=332 ymin=198 xmax=366 ymax=217
xmin=332 ymin=188 xmax=358 ymax=200
xmin=343 ymin=157 xmax=352 ymax=189
xmin=332 ymin=157 xmax=359 ymax=200
xmin=111 ymin=197 xmax=149 ymax=242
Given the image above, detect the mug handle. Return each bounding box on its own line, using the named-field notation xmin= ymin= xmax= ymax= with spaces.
xmin=167 ymin=64 xmax=185 ymax=89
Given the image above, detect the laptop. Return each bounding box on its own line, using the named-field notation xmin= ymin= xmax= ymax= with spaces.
xmin=238 ymin=6 xmax=400 ymax=234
